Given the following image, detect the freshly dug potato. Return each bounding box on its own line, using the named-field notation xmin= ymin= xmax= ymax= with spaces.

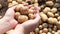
xmin=55 ymin=13 xmax=59 ymax=17
xmin=12 ymin=1 xmax=18 ymax=6
xmin=18 ymin=15 xmax=28 ymax=23
xmin=15 ymin=12 xmax=20 ymax=19
xmin=48 ymin=17 xmax=58 ymax=24
xmin=28 ymin=13 xmax=35 ymax=19
xmin=43 ymin=28 xmax=48 ymax=33
xmin=47 ymin=32 xmax=51 ymax=34
xmin=46 ymin=1 xmax=54 ymax=6
xmin=57 ymin=16 xmax=60 ymax=21
xmin=7 ymin=0 xmax=12 ymax=3
xmin=43 ymin=7 xmax=51 ymax=14
xmin=17 ymin=0 xmax=22 ymax=4
xmin=39 ymin=30 xmax=43 ymax=34
xmin=30 ymin=31 xmax=35 ymax=34
xmin=20 ymin=6 xmax=29 ymax=15
xmin=47 ymin=12 xmax=54 ymax=17
xmin=40 ymin=12 xmax=48 ymax=22
xmin=35 ymin=28 xmax=39 ymax=34
xmin=28 ymin=9 xmax=34 ymax=14
xmin=51 ymin=8 xmax=57 ymax=13
xmin=8 ymin=3 xmax=13 ymax=8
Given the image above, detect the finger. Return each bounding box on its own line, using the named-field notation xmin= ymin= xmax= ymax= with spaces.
xmin=34 ymin=13 xmax=40 ymax=22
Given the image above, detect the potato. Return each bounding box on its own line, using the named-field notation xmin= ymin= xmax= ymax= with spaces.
xmin=15 ymin=12 xmax=20 ymax=19
xmin=39 ymin=25 xmax=43 ymax=30
xmin=57 ymin=30 xmax=60 ymax=34
xmin=56 ymin=21 xmax=60 ymax=29
xmin=28 ymin=9 xmax=34 ymax=14
xmin=0 ymin=4 xmax=2 ymax=9
xmin=48 ymin=17 xmax=58 ymax=24
xmin=47 ymin=32 xmax=51 ymax=34
xmin=57 ymin=16 xmax=60 ymax=21
xmin=40 ymin=4 xmax=46 ymax=9
xmin=15 ymin=6 xmax=21 ymax=12
xmin=28 ymin=13 xmax=35 ymax=19
xmin=43 ymin=7 xmax=51 ymax=14
xmin=30 ymin=31 xmax=35 ymax=34
xmin=12 ymin=1 xmax=18 ymax=6
xmin=17 ymin=0 xmax=22 ymax=4
xmin=54 ymin=32 xmax=59 ymax=34
xmin=6 ymin=29 xmax=14 ymax=34
xmin=20 ymin=6 xmax=29 ymax=15
xmin=18 ymin=15 xmax=28 ymax=23
xmin=8 ymin=3 xmax=13 ymax=8
xmin=43 ymin=28 xmax=48 ymax=33
xmin=46 ymin=1 xmax=54 ymax=6
xmin=40 ymin=12 xmax=48 ymax=22
xmin=39 ymin=30 xmax=43 ymax=34
xmin=51 ymin=8 xmax=57 ymax=13
xmin=47 ymin=12 xmax=54 ymax=17
xmin=55 ymin=13 xmax=59 ymax=17
xmin=7 ymin=0 xmax=12 ymax=3
xmin=35 ymin=28 xmax=39 ymax=34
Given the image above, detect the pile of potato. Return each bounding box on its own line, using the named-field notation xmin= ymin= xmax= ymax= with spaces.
xmin=14 ymin=4 xmax=36 ymax=23
xmin=5 ymin=0 xmax=60 ymax=34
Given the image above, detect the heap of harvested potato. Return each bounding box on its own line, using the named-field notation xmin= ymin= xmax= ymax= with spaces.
xmin=5 ymin=0 xmax=60 ymax=34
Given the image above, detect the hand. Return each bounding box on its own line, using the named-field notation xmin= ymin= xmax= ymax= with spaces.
xmin=8 ymin=6 xmax=40 ymax=34
xmin=0 ymin=6 xmax=18 ymax=34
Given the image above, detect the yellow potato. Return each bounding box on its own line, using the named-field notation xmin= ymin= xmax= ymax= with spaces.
xmin=15 ymin=12 xmax=20 ymax=19
xmin=18 ymin=15 xmax=28 ymax=23
xmin=51 ymin=8 xmax=57 ymax=13
xmin=40 ymin=12 xmax=48 ymax=22
xmin=17 ymin=0 xmax=22 ymax=4
xmin=57 ymin=16 xmax=60 ymax=21
xmin=28 ymin=13 xmax=35 ymax=19
xmin=46 ymin=1 xmax=54 ymax=6
xmin=28 ymin=9 xmax=34 ymax=14
xmin=43 ymin=28 xmax=48 ymax=33
xmin=43 ymin=7 xmax=51 ymax=14
xmin=47 ymin=12 xmax=54 ymax=17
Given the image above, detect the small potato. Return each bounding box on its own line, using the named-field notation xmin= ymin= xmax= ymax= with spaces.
xmin=28 ymin=9 xmax=34 ymax=14
xmin=51 ymin=8 xmax=57 ymax=13
xmin=48 ymin=17 xmax=58 ymax=24
xmin=42 ymin=23 xmax=48 ymax=28
xmin=54 ymin=32 xmax=59 ymax=34
xmin=40 ymin=12 xmax=48 ymax=22
xmin=17 ymin=0 xmax=22 ymax=4
xmin=12 ymin=1 xmax=18 ymax=6
xmin=15 ymin=12 xmax=20 ymax=19
xmin=18 ymin=15 xmax=28 ymax=23
xmin=57 ymin=16 xmax=60 ymax=21
xmin=48 ymin=28 xmax=52 ymax=32
xmin=47 ymin=32 xmax=51 ymax=34
xmin=56 ymin=21 xmax=60 ymax=29
xmin=43 ymin=28 xmax=48 ymax=33
xmin=39 ymin=30 xmax=43 ymax=34
xmin=28 ymin=14 xmax=35 ymax=19
xmin=39 ymin=25 xmax=43 ymax=30
xmin=40 ymin=4 xmax=46 ymax=9
xmin=55 ymin=13 xmax=59 ymax=18
xmin=52 ymin=31 xmax=55 ymax=34
xmin=7 ymin=0 xmax=12 ymax=3
xmin=35 ymin=28 xmax=39 ymax=34
xmin=46 ymin=1 xmax=54 ymax=6
xmin=57 ymin=30 xmax=60 ymax=34
xmin=8 ymin=3 xmax=13 ymax=8
xmin=6 ymin=29 xmax=14 ymax=34
xmin=20 ymin=6 xmax=29 ymax=15
xmin=47 ymin=12 xmax=54 ymax=17
xmin=0 ymin=4 xmax=2 ymax=9
xmin=43 ymin=7 xmax=51 ymax=14
xmin=15 ymin=6 xmax=21 ymax=12
xmin=30 ymin=31 xmax=35 ymax=34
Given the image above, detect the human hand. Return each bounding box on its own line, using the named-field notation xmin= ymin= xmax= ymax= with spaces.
xmin=8 ymin=6 xmax=40 ymax=34
xmin=0 ymin=6 xmax=18 ymax=34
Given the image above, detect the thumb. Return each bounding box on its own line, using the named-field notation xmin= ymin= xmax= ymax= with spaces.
xmin=4 ymin=6 xmax=16 ymax=18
